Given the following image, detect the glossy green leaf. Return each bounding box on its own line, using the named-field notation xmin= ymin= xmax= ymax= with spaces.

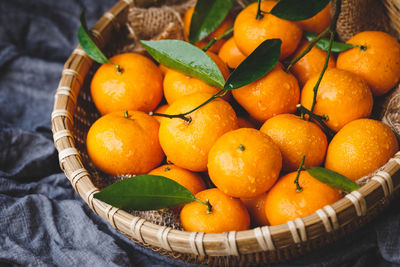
xmin=305 ymin=31 xmax=358 ymax=52
xmin=189 ymin=0 xmax=233 ymax=43
xmin=306 ymin=167 xmax=360 ymax=192
xmin=270 ymin=0 xmax=330 ymax=21
xmin=224 ymin=39 xmax=281 ymax=90
xmin=94 ymin=175 xmax=196 ymax=211
xmin=78 ymin=9 xmax=111 ymax=64
xmin=140 ymin=40 xmax=225 ymax=88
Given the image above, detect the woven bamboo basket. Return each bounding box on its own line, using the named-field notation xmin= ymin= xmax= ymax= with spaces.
xmin=51 ymin=0 xmax=400 ymax=265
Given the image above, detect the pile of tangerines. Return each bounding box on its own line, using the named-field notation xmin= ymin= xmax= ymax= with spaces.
xmin=85 ymin=1 xmax=400 ymax=233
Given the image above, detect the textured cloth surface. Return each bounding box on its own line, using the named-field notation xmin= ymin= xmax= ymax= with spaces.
xmin=0 ymin=0 xmax=400 ymax=266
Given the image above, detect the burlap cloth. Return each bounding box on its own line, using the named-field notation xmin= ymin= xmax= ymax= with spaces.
xmin=88 ymin=0 xmax=400 ymax=229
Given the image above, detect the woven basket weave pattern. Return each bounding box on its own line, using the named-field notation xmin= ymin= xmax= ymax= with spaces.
xmin=52 ymin=0 xmax=400 ymax=265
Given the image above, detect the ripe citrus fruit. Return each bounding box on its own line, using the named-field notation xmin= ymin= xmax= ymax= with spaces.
xmin=241 ymin=192 xmax=269 ymax=226
xmin=233 ymin=1 xmax=302 ymax=59
xmin=265 ymin=171 xmax=341 ymax=225
xmin=163 ymin=51 xmax=230 ymax=104
xmin=296 ymin=4 xmax=331 ymax=34
xmin=91 ymin=53 xmax=163 ymax=115
xmin=86 ymin=111 xmax=164 ymax=176
xmin=183 ymin=6 xmax=233 ymax=53
xmin=336 ymin=31 xmax=400 ymax=96
xmin=208 ymin=128 xmax=282 ymax=198
xmin=301 ymin=68 xmax=373 ymax=132
xmin=291 ymin=40 xmax=336 ymax=86
xmin=260 ymin=114 xmax=328 ymax=172
xmin=218 ymin=37 xmax=246 ymax=69
xmin=159 ymin=92 xmax=238 ymax=172
xmin=148 ymin=164 xmax=206 ymax=195
xmin=325 ymin=119 xmax=399 ymax=181
xmin=233 ymin=64 xmax=300 ymax=122
xmin=180 ymin=188 xmax=250 ymax=233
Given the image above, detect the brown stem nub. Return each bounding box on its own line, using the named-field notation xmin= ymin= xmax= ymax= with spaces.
xmin=195 ymin=198 xmax=213 ymax=214
xmin=294 ymin=154 xmax=306 ymax=193
xmin=115 ymin=64 xmax=124 ymax=74
xmin=124 ymin=110 xmax=130 ymax=118
xmin=238 ymin=144 xmax=245 ymax=152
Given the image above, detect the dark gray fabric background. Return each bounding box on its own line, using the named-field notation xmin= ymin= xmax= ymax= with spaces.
xmin=0 ymin=0 xmax=399 ymax=266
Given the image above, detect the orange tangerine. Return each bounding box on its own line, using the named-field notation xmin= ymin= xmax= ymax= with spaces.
xmin=233 ymin=64 xmax=300 ymax=122
xmin=337 ymin=31 xmax=400 ymax=96
xmin=325 ymin=119 xmax=399 ymax=181
xmin=233 ymin=1 xmax=302 ymax=59
xmin=260 ymin=114 xmax=328 ymax=172
xmin=86 ymin=110 xmax=164 ymax=176
xmin=208 ymin=128 xmax=282 ymax=198
xmin=180 ymin=188 xmax=250 ymax=233
xmin=91 ymin=53 xmax=163 ymax=114
xmin=265 ymin=171 xmax=341 ymax=225
xmin=218 ymin=37 xmax=246 ymax=69
xmin=301 ymin=68 xmax=373 ymax=132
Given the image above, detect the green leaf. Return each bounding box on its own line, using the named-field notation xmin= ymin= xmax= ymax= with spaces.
xmin=189 ymin=0 xmax=233 ymax=43
xmin=140 ymin=40 xmax=225 ymax=88
xmin=305 ymin=31 xmax=358 ymax=52
xmin=78 ymin=9 xmax=111 ymax=64
xmin=94 ymin=175 xmax=196 ymax=211
xmin=270 ymin=0 xmax=330 ymax=21
xmin=224 ymin=39 xmax=281 ymax=90
xmin=306 ymin=167 xmax=360 ymax=192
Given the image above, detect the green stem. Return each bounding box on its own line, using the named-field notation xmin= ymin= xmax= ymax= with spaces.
xmin=124 ymin=110 xmax=130 ymax=118
xmin=149 ymin=89 xmax=227 ymax=122
xmin=195 ymin=198 xmax=213 ymax=214
xmin=309 ymin=0 xmax=341 ymax=113
xmin=256 ymin=0 xmax=264 ymax=20
xmin=309 ymin=30 xmax=334 ymax=113
xmin=294 ymin=155 xmax=306 ymax=192
xmin=296 ymin=104 xmax=334 ymax=138
xmin=203 ymin=27 xmax=233 ymax=52
xmin=286 ymin=26 xmax=330 ymax=72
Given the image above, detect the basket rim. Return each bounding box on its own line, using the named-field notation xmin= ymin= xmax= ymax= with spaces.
xmin=51 ymin=0 xmax=400 ymax=261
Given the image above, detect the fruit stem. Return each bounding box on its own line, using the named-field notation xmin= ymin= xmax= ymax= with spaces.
xmin=357 ymin=44 xmax=367 ymax=51
xmin=115 ymin=64 xmax=124 ymax=74
xmin=309 ymin=30 xmax=334 ymax=113
xmin=124 ymin=110 xmax=130 ymax=118
xmin=255 ymin=0 xmax=265 ymax=20
xmin=149 ymin=111 xmax=192 ymax=124
xmin=296 ymin=104 xmax=334 ymax=138
xmin=195 ymin=198 xmax=213 ymax=214
xmin=202 ymin=27 xmax=233 ymax=52
xmin=294 ymin=155 xmax=306 ymax=193
xmin=309 ymin=0 xmax=341 ymax=113
xmin=285 ymin=26 xmax=330 ymax=72
xmin=150 ymin=89 xmax=228 ymax=123
xmin=238 ymin=144 xmax=245 ymax=152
